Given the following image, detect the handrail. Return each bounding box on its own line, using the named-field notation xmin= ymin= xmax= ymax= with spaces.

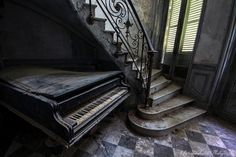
xmin=87 ymin=0 xmax=157 ymax=106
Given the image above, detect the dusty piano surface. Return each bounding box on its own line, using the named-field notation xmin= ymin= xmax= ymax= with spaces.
xmin=0 ymin=66 xmax=130 ymax=146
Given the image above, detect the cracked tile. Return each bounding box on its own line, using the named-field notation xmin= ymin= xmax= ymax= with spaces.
xmin=113 ymin=146 xmax=134 ymax=157
xmin=171 ymin=137 xmax=192 ymax=153
xmin=154 ymin=143 xmax=174 ymax=157
xmin=118 ymin=135 xmax=137 ymax=150
xmin=208 ymin=145 xmax=232 ymax=157
xmin=186 ymin=131 xmax=206 ymax=144
xmin=189 ymin=141 xmax=213 ymax=157
xmin=203 ymin=134 xmax=226 ymax=149
xmin=173 ymin=149 xmax=194 ymax=157
xmin=135 ymin=138 xmax=154 ymax=157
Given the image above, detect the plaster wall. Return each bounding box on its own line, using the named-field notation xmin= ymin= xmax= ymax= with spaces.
xmin=193 ymin=0 xmax=233 ymax=65
xmin=132 ymin=0 xmax=153 ymax=32
xmin=185 ymin=0 xmax=234 ymax=108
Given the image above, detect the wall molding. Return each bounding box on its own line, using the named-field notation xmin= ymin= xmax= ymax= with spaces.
xmin=184 ymin=63 xmax=216 ymax=107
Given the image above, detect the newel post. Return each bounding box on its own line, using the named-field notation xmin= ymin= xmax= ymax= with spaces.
xmin=145 ymin=50 xmax=156 ymax=107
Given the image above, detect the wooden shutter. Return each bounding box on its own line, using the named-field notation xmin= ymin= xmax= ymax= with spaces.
xmin=180 ymin=0 xmax=204 ymax=52
xmin=163 ymin=0 xmax=182 ymax=53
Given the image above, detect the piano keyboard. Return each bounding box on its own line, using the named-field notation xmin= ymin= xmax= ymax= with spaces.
xmin=65 ymin=87 xmax=128 ymax=127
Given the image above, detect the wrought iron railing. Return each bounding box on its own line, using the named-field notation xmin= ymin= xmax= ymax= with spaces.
xmin=87 ymin=0 xmax=157 ymax=106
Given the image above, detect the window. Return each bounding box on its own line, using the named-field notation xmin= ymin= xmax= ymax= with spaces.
xmin=163 ymin=0 xmax=204 ymax=56
xmin=163 ymin=0 xmax=182 ymax=53
xmin=180 ymin=0 xmax=204 ymax=52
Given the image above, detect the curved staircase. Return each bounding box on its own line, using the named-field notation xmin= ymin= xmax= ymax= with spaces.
xmin=78 ymin=0 xmax=207 ymax=137
xmin=128 ymin=73 xmax=206 ymax=136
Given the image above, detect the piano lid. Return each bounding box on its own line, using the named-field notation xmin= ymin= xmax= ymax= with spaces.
xmin=0 ymin=66 xmax=122 ymax=99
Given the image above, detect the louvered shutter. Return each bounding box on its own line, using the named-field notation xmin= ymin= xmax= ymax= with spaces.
xmin=180 ymin=0 xmax=204 ymax=52
xmin=163 ymin=0 xmax=182 ymax=53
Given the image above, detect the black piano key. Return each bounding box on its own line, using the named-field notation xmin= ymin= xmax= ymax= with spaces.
xmin=76 ymin=113 xmax=83 ymax=117
xmin=73 ymin=114 xmax=81 ymax=119
xmin=87 ymin=106 xmax=95 ymax=110
xmin=78 ymin=110 xmax=86 ymax=115
xmin=69 ymin=116 xmax=77 ymax=120
xmin=93 ymin=101 xmax=101 ymax=106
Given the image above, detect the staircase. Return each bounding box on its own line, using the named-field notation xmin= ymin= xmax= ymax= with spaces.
xmin=74 ymin=0 xmax=206 ymax=136
xmin=75 ymin=0 xmax=207 ymax=136
xmin=128 ymin=74 xmax=206 ymax=136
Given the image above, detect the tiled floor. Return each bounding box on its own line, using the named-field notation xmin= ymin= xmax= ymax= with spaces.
xmin=3 ymin=112 xmax=236 ymax=157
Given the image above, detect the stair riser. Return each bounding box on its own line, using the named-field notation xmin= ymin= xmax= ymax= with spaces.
xmin=129 ymin=112 xmax=205 ymax=137
xmin=79 ymin=5 xmax=109 ymax=40
xmin=150 ymin=81 xmax=171 ymax=95
xmin=138 ymin=101 xmax=193 ymax=120
xmin=83 ymin=4 xmax=96 ymax=16
xmin=152 ymin=90 xmax=181 ymax=106
xmin=95 ymin=21 xmax=106 ymax=31
xmin=145 ymin=72 xmax=161 ymax=82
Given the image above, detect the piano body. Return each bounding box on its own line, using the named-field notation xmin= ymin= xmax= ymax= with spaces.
xmin=0 ymin=66 xmax=130 ymax=146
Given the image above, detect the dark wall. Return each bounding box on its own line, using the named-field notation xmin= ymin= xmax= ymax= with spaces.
xmin=184 ymin=0 xmax=234 ymax=109
xmin=0 ymin=0 xmax=117 ymax=71
xmin=3 ymin=1 xmax=73 ymax=60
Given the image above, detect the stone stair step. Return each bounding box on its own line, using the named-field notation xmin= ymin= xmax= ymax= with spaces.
xmin=128 ymin=106 xmax=206 ymax=136
xmin=132 ymin=63 xmax=145 ymax=71
xmin=83 ymin=3 xmax=97 ymax=11
xmin=114 ymin=51 xmax=128 ymax=58
xmin=92 ymin=17 xmax=107 ymax=30
xmin=150 ymin=83 xmax=182 ymax=106
xmin=138 ymin=95 xmax=194 ymax=119
xmin=150 ymin=76 xmax=171 ymax=94
xmin=126 ymin=57 xmax=138 ymax=63
xmin=104 ymin=30 xmax=115 ymax=35
xmin=144 ymin=69 xmax=161 ymax=82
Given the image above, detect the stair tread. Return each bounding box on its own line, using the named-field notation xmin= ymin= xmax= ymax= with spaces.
xmin=151 ymin=76 xmax=170 ymax=88
xmin=129 ymin=106 xmax=206 ymax=131
xmin=126 ymin=57 xmax=138 ymax=62
xmin=150 ymin=83 xmax=182 ymax=100
xmin=150 ymin=69 xmax=161 ymax=77
xmin=94 ymin=17 xmax=107 ymax=22
xmin=132 ymin=64 xmax=145 ymax=70
xmin=104 ymin=30 xmax=115 ymax=33
xmin=138 ymin=95 xmax=194 ymax=115
xmin=143 ymin=69 xmax=161 ymax=80
xmin=84 ymin=3 xmax=97 ymax=8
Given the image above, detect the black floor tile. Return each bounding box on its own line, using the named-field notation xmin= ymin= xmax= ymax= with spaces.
xmin=94 ymin=141 xmax=117 ymax=157
xmin=200 ymin=125 xmax=217 ymax=136
xmin=209 ymin=145 xmax=232 ymax=157
xmin=118 ymin=135 xmax=137 ymax=150
xmin=72 ymin=149 xmax=91 ymax=157
xmin=154 ymin=144 xmax=174 ymax=157
xmin=134 ymin=151 xmax=150 ymax=157
xmin=171 ymin=137 xmax=192 ymax=153
xmin=221 ymin=138 xmax=236 ymax=150
xmin=186 ymin=130 xmax=206 ymax=144
xmin=7 ymin=147 xmax=33 ymax=157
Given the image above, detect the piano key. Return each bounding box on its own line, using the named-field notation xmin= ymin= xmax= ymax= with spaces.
xmin=65 ymin=87 xmax=128 ymax=126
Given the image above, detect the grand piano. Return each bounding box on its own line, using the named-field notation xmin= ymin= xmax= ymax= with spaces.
xmin=0 ymin=66 xmax=130 ymax=146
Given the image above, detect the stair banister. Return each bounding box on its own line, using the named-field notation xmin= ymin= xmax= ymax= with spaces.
xmin=87 ymin=0 xmax=158 ymax=107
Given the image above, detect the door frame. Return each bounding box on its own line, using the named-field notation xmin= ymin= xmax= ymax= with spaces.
xmin=162 ymin=0 xmax=208 ymax=79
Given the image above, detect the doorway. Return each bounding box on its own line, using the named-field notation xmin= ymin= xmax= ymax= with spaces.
xmin=162 ymin=0 xmax=205 ymax=79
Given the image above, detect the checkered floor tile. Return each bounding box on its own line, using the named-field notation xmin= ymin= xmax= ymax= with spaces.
xmin=3 ymin=113 xmax=236 ymax=157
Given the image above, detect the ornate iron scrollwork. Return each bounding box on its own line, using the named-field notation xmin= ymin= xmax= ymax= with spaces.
xmin=89 ymin=0 xmax=157 ymax=106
